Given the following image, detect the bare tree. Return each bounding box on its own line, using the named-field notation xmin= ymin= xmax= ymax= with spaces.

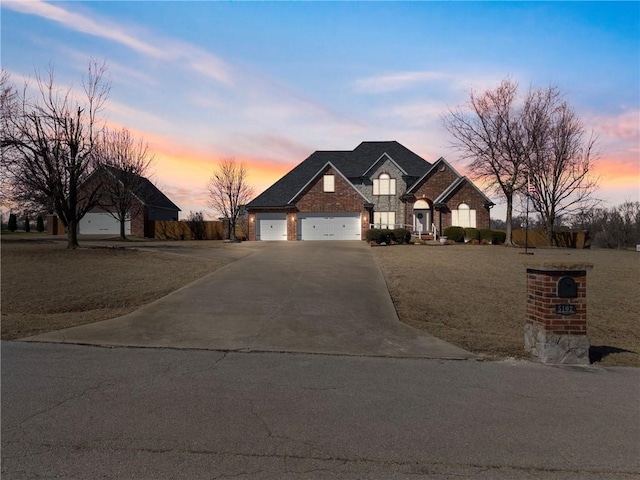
xmin=443 ymin=79 xmax=531 ymax=245
xmin=527 ymin=100 xmax=599 ymax=245
xmin=1 ymin=61 xmax=110 ymax=249
xmin=93 ymin=127 xmax=154 ymax=240
xmin=207 ymin=159 xmax=253 ymax=241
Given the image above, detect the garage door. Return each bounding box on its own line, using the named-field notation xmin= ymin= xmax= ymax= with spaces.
xmin=299 ymin=213 xmax=361 ymax=240
xmin=79 ymin=211 xmax=130 ymax=235
xmin=257 ymin=213 xmax=287 ymax=240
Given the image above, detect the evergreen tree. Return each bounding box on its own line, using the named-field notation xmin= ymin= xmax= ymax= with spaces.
xmin=24 ymin=214 xmax=30 ymax=232
xmin=8 ymin=213 xmax=17 ymax=231
xmin=36 ymin=215 xmax=45 ymax=232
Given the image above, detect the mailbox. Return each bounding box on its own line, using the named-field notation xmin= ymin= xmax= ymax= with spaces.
xmin=557 ymin=276 xmax=578 ymax=298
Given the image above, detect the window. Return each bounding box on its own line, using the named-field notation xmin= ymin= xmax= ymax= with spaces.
xmin=323 ymin=174 xmax=335 ymax=192
xmin=373 ymin=211 xmax=396 ymax=229
xmin=373 ymin=173 xmax=396 ymax=195
xmin=452 ymin=203 xmax=476 ymax=228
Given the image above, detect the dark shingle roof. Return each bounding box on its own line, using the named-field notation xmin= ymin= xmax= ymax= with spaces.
xmin=247 ymin=141 xmax=431 ymax=208
xmin=103 ymin=166 xmax=181 ymax=211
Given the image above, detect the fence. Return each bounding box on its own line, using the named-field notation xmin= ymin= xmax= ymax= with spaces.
xmin=511 ymin=229 xmax=590 ymax=249
xmin=150 ymin=220 xmax=224 ymax=240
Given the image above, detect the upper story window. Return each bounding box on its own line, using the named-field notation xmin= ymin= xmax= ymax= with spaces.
xmin=373 ymin=173 xmax=396 ymax=196
xmin=323 ymin=174 xmax=335 ymax=192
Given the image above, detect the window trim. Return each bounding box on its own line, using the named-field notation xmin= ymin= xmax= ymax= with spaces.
xmin=323 ymin=174 xmax=335 ymax=193
xmin=373 ymin=173 xmax=396 ymax=196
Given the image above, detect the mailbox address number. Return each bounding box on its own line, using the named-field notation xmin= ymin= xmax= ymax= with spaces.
xmin=556 ymin=304 xmax=577 ymax=315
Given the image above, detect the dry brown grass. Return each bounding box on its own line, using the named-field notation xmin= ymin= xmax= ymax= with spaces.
xmin=373 ymin=244 xmax=640 ymax=367
xmin=1 ymin=239 xmax=223 ymax=339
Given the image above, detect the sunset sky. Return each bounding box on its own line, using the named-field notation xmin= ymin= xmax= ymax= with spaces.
xmin=2 ymin=1 xmax=638 ymax=221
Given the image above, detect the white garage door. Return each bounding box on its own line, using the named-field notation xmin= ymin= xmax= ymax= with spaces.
xmin=79 ymin=211 xmax=130 ymax=235
xmin=257 ymin=213 xmax=287 ymax=240
xmin=299 ymin=213 xmax=361 ymax=240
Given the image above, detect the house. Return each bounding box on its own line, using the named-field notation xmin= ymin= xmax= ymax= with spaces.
xmin=246 ymin=141 xmax=493 ymax=241
xmin=77 ymin=166 xmax=181 ymax=237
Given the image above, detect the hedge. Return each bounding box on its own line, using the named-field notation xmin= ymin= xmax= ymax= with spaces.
xmin=443 ymin=226 xmax=465 ymax=242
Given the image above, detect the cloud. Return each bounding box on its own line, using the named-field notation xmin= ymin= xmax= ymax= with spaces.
xmin=3 ymin=0 xmax=234 ymax=85
xmin=4 ymin=1 xmax=165 ymax=58
xmin=354 ymin=71 xmax=449 ymax=94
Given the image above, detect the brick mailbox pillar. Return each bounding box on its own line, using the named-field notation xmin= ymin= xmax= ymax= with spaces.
xmin=524 ymin=261 xmax=594 ymax=365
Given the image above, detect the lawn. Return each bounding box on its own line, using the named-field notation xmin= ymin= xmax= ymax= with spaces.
xmin=372 ymin=243 xmax=640 ymax=367
xmin=2 ymin=236 xmax=638 ymax=367
xmin=1 ymin=238 xmax=224 ymax=340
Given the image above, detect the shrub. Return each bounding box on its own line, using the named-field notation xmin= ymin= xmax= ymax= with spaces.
xmin=186 ymin=211 xmax=206 ymax=240
xmin=8 ymin=214 xmax=17 ymax=232
xmin=366 ymin=228 xmax=394 ymax=244
xmin=479 ymin=228 xmax=493 ymax=242
xmin=24 ymin=215 xmax=30 ymax=233
xmin=492 ymin=231 xmax=506 ymax=244
xmin=392 ymin=228 xmax=411 ymax=244
xmin=443 ymin=226 xmax=465 ymax=242
xmin=463 ymin=227 xmax=479 ymax=242
xmin=36 ymin=215 xmax=45 ymax=232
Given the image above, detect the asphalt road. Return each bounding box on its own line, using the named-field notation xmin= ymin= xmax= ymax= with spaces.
xmin=2 ymin=341 xmax=639 ymax=479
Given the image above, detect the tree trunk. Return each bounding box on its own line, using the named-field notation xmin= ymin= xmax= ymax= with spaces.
xmin=67 ymin=220 xmax=79 ymax=249
xmin=120 ymin=218 xmax=127 ymax=241
xmin=504 ymin=194 xmax=514 ymax=246
xmin=546 ymin=218 xmax=555 ymax=246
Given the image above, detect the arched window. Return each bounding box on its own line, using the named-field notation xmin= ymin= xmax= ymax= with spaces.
xmin=452 ymin=203 xmax=476 ymax=228
xmin=373 ymin=173 xmax=396 ymax=195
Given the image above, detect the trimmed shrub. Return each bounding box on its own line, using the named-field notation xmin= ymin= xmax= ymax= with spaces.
xmin=8 ymin=214 xmax=17 ymax=232
xmin=24 ymin=215 xmax=30 ymax=233
xmin=366 ymin=228 xmax=394 ymax=244
xmin=479 ymin=228 xmax=492 ymax=242
xmin=492 ymin=231 xmax=506 ymax=244
xmin=463 ymin=227 xmax=479 ymax=242
xmin=392 ymin=228 xmax=411 ymax=244
xmin=36 ymin=215 xmax=45 ymax=232
xmin=443 ymin=226 xmax=465 ymax=243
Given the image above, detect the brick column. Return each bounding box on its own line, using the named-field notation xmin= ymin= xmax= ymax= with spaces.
xmin=524 ymin=261 xmax=594 ymax=365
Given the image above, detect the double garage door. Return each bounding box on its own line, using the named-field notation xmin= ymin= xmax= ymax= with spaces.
xmin=256 ymin=213 xmax=361 ymax=241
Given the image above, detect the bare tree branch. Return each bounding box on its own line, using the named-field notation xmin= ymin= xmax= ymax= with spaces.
xmin=93 ymin=127 xmax=154 ymax=240
xmin=207 ymin=159 xmax=253 ymax=241
xmin=1 ymin=60 xmax=110 ymax=248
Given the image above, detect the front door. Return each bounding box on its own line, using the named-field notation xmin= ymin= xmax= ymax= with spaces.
xmin=414 ymin=210 xmax=430 ymax=234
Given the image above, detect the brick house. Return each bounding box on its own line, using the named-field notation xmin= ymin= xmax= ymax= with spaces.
xmin=246 ymin=141 xmax=493 ymax=241
xmin=76 ymin=166 xmax=180 ymax=237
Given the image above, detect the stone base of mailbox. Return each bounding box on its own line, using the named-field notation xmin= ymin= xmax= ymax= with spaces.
xmin=524 ymin=262 xmax=594 ymax=365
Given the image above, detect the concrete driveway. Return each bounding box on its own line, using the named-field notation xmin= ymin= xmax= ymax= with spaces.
xmin=25 ymin=241 xmax=473 ymax=359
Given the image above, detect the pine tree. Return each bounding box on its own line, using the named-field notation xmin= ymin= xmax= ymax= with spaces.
xmin=36 ymin=215 xmax=45 ymax=232
xmin=8 ymin=214 xmax=17 ymax=232
xmin=24 ymin=214 xmax=31 ymax=232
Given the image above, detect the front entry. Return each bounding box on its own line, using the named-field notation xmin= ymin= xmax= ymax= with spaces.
xmin=413 ymin=199 xmax=432 ymax=234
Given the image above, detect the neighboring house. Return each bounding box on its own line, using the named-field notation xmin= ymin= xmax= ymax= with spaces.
xmin=246 ymin=141 xmax=493 ymax=241
xmin=77 ymin=166 xmax=181 ymax=237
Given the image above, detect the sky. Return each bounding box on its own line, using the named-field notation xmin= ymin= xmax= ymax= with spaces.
xmin=2 ymin=1 xmax=638 ymax=221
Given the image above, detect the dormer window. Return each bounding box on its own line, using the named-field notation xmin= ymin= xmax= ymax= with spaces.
xmin=323 ymin=174 xmax=335 ymax=192
xmin=373 ymin=173 xmax=396 ymax=195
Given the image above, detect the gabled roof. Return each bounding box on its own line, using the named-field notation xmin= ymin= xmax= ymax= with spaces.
xmin=247 ymin=141 xmax=431 ymax=209
xmin=289 ymin=161 xmax=372 ymax=204
xmin=101 ymin=165 xmax=181 ymax=211
xmin=434 ymin=176 xmax=493 ymax=205
xmin=406 ymin=157 xmax=458 ymax=194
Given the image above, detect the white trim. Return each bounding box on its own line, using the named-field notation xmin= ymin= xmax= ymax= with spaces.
xmin=362 ymin=152 xmax=408 ymax=177
xmin=288 ymin=161 xmax=372 ymax=204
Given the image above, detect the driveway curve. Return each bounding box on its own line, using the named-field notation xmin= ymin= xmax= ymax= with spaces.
xmin=25 ymin=241 xmax=473 ymax=359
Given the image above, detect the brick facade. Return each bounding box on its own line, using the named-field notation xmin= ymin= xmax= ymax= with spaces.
xmin=295 ymin=167 xmax=366 ymax=213
xmin=524 ymin=262 xmax=593 ymax=364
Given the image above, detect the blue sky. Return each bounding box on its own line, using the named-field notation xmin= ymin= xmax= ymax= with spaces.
xmin=2 ymin=1 xmax=638 ymax=220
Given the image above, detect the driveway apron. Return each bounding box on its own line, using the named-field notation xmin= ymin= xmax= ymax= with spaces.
xmin=24 ymin=242 xmax=473 ymax=359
